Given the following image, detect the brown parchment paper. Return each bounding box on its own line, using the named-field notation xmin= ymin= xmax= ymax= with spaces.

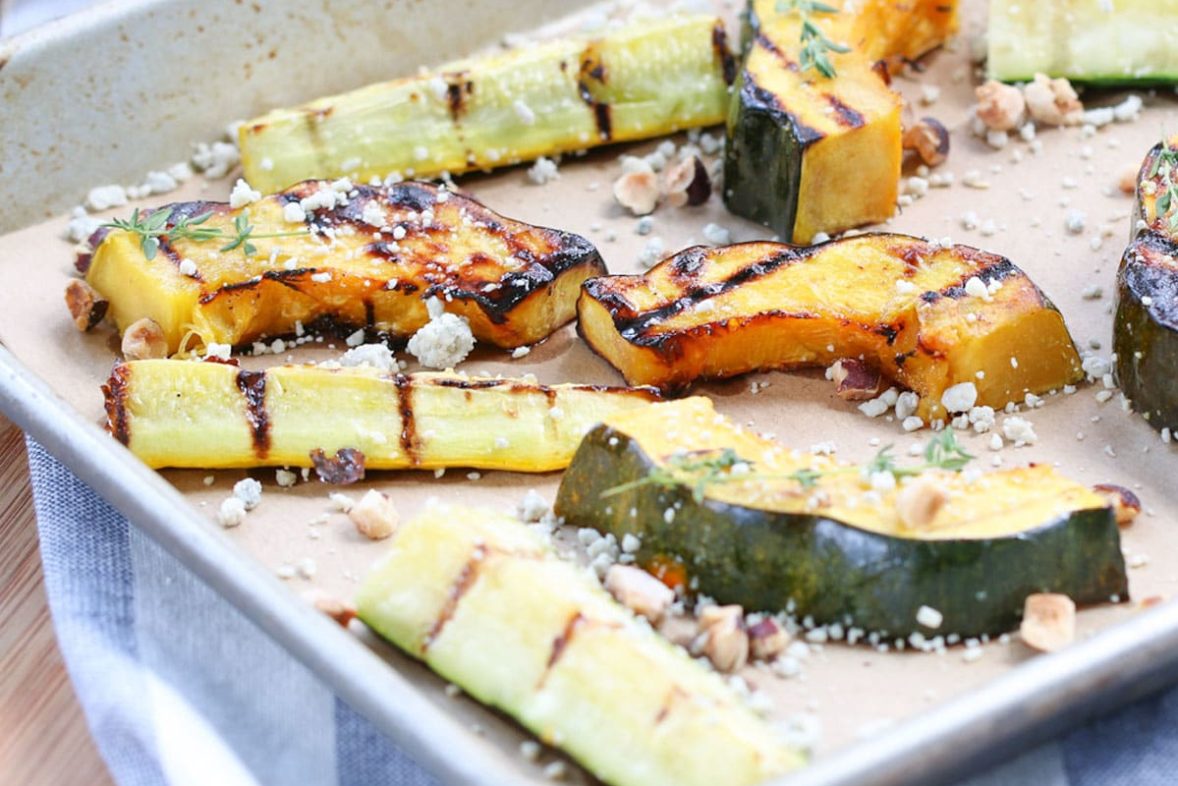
xmin=2 ymin=1 xmax=1178 ymax=779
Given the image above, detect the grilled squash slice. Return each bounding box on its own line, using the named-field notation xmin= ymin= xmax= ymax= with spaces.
xmin=555 ymin=398 xmax=1129 ymax=638
xmin=989 ymin=0 xmax=1178 ymax=84
xmin=1114 ymin=138 xmax=1178 ymax=433
xmin=85 ymin=181 xmax=604 ymax=354
xmin=725 ymin=0 xmax=957 ymax=243
xmin=103 ymin=360 xmax=657 ymax=471
xmin=356 ymin=503 xmax=804 ymax=786
xmin=577 ymin=235 xmax=1083 ymax=421
xmin=239 ymin=15 xmax=735 ymax=193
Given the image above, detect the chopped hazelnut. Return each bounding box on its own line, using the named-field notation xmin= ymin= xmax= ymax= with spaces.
xmin=1023 ymin=74 xmax=1083 ymax=127
xmin=698 ymin=604 xmax=749 ymax=672
xmin=1118 ymin=164 xmax=1140 ymax=195
xmin=305 ymin=589 xmax=357 ymax=627
xmin=1093 ymin=483 xmax=1141 ymax=527
xmin=64 ymin=279 xmax=109 ymax=332
xmin=830 ymin=358 xmax=882 ymax=401
xmin=747 ymin=618 xmax=790 ymax=661
xmin=903 ymin=118 xmax=950 ymax=167
xmin=347 ymin=488 xmax=399 ymax=539
xmin=613 ymin=170 xmax=660 ymax=215
xmin=604 ymin=564 xmax=674 ymax=622
xmin=661 ymin=155 xmax=711 ymax=208
xmin=975 ymin=80 xmax=1026 ymax=131
xmin=895 ymin=476 xmax=949 ymax=529
xmin=1020 ymin=593 xmax=1075 ymax=652
xmin=121 ymin=318 xmax=168 ymax=360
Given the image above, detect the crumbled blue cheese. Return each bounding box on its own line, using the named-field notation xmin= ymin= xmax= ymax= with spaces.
xmin=86 ymin=184 xmax=128 ymax=211
xmin=300 ymin=185 xmax=339 ymax=213
xmin=512 ymin=99 xmax=537 ymax=125
xmin=64 ymin=206 xmax=102 ymax=243
xmin=361 ymin=201 xmax=386 ymax=228
xmin=968 ymin=405 xmax=996 ymax=433
xmin=858 ymin=387 xmax=899 ymax=417
xmin=407 ymin=297 xmax=476 ymax=369
xmin=527 ymin=157 xmax=560 ymax=184
xmin=217 ymin=496 xmax=247 ymax=528
xmin=339 ymin=343 xmax=397 ymax=371
xmin=233 ymin=477 xmax=263 ymax=510
xmin=915 ymin=605 xmax=943 ymax=629
xmin=637 ymin=237 xmax=666 ymax=269
xmin=901 ymin=416 xmax=925 ymax=432
xmin=283 ymin=202 xmax=307 ymax=224
xmin=635 ymin=216 xmax=655 ymax=235
xmin=310 ymin=272 xmax=332 ymax=283
xmin=1064 ymin=209 xmax=1086 ymax=234
xmin=894 ymin=391 xmax=920 ymax=420
xmin=941 ymin=382 xmax=978 ymax=413
xmin=178 ymin=258 xmax=198 ymax=277
xmin=144 ymin=170 xmax=179 ymax=196
xmin=1002 ymin=416 xmax=1037 ymax=446
xmin=191 ymin=141 xmax=240 ymax=179
xmin=275 ymin=469 xmax=298 ymax=488
xmin=964 ymin=276 xmax=991 ymax=301
xmin=702 ymin=223 xmax=731 ymax=246
xmin=204 ymin=342 xmax=232 ymax=361
xmin=511 ymin=345 xmax=531 ymax=359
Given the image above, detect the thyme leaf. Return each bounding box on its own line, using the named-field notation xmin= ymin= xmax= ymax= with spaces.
xmin=103 ymin=205 xmax=311 ymax=260
xmin=776 ymin=0 xmax=848 ymax=79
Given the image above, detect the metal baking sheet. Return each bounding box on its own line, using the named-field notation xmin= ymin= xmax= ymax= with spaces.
xmin=3 ymin=1 xmax=1178 ymax=783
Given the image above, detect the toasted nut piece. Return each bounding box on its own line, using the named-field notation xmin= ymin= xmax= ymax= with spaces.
xmin=830 ymin=358 xmax=882 ymax=401
xmin=1119 ymin=164 xmax=1140 ymax=195
xmin=613 ymin=170 xmax=660 ymax=215
xmin=1140 ymin=595 xmax=1165 ymax=609
xmin=698 ymin=604 xmax=749 ymax=672
xmin=975 ymin=80 xmax=1026 ymax=131
xmin=747 ymin=617 xmax=790 ymax=661
xmin=304 ymin=589 xmax=357 ymax=627
xmin=657 ymin=614 xmax=699 ymax=649
xmin=1020 ymin=593 xmax=1075 ymax=652
xmin=902 ymin=117 xmax=950 ymax=167
xmin=662 ymin=155 xmax=711 ymax=208
xmin=1093 ymin=483 xmax=1141 ymax=527
xmin=896 ymin=476 xmax=949 ymax=530
xmin=605 ymin=564 xmax=675 ymax=622
xmin=64 ymin=279 xmax=109 ymax=332
xmin=347 ymin=488 xmax=399 ymax=540
xmin=1023 ymin=73 xmax=1083 ymax=127
xmin=121 ymin=318 xmax=168 ymax=359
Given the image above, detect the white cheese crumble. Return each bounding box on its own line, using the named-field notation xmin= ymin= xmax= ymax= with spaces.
xmin=361 ymin=201 xmax=386 ymax=228
xmin=407 ymin=297 xmax=476 ymax=369
xmin=233 ymin=478 xmax=263 ymax=510
xmin=702 ymin=223 xmax=732 ymax=246
xmin=916 ymin=605 xmax=943 ymax=629
xmin=178 ymin=258 xmax=198 ymax=277
xmin=637 ymin=237 xmax=666 ymax=269
xmin=229 ymin=178 xmax=262 ymax=208
xmin=512 ymin=99 xmax=537 ymax=126
xmin=1002 ymin=416 xmax=1038 ymax=446
xmin=86 ymin=184 xmax=128 ymax=211
xmin=310 ymin=272 xmax=332 ymax=283
xmin=204 ymin=342 xmax=232 ymax=361
xmin=964 ymin=276 xmax=991 ymax=301
xmin=275 ymin=469 xmax=298 ymax=488
xmin=339 ymin=343 xmax=397 ymax=371
xmin=527 ymin=157 xmax=560 ymax=185
xmin=1064 ymin=209 xmax=1087 ymax=234
xmin=941 ymin=382 xmax=978 ymax=413
xmin=217 ymin=497 xmax=247 ymax=528
xmin=191 ymin=141 xmax=240 ymax=179
xmin=283 ymin=202 xmax=307 ymax=224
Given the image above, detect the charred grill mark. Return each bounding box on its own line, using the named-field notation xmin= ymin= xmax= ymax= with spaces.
xmin=654 ymin=687 xmax=687 ymax=725
xmin=872 ymin=59 xmax=892 ymax=86
xmin=577 ymin=82 xmax=612 ymax=141
xmin=577 ymin=45 xmax=612 ymax=141
xmin=423 ymin=548 xmax=486 ymax=653
xmin=103 ymin=363 xmax=133 ymax=446
xmin=364 ymin=300 xmax=375 ymax=327
xmin=940 ymin=257 xmax=1017 ymax=299
xmin=712 ymin=22 xmax=737 ymax=85
xmin=443 ymin=72 xmax=474 ymax=120
xmin=826 ymin=95 xmax=865 ymax=128
xmin=393 ymin=374 xmax=419 ymax=465
xmin=432 ymin=378 xmax=507 ymax=390
xmin=753 ymin=32 xmax=786 ymax=62
xmin=873 ymin=324 xmax=900 ymax=345
xmin=742 ymin=79 xmax=823 ymax=146
xmin=199 ymin=268 xmax=317 ymax=303
xmin=235 ymin=369 xmax=270 ymax=457
xmin=546 ymin=613 xmax=584 ymax=670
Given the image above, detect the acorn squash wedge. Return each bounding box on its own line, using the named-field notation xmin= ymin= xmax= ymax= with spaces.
xmin=239 ymin=15 xmax=735 ymax=193
xmin=1113 ymin=137 xmax=1178 ymax=433
xmin=724 ymin=0 xmax=958 ymax=244
xmin=102 ymin=360 xmax=657 ymax=471
xmin=355 ymin=503 xmax=804 ymax=786
xmin=554 ymin=398 xmax=1129 ymax=638
xmin=84 ymin=181 xmax=604 ymax=355
xmin=577 ymin=235 xmax=1083 ymax=421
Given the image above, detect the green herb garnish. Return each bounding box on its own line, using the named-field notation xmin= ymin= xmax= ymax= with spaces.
xmin=601 ymin=430 xmax=975 ymax=501
xmin=1148 ymin=138 xmax=1178 ymax=233
xmin=776 ymin=0 xmax=850 ymax=79
xmin=103 ymin=206 xmax=310 ymax=260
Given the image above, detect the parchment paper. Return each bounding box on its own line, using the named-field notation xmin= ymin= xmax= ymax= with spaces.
xmin=1 ymin=0 xmax=1176 ymax=779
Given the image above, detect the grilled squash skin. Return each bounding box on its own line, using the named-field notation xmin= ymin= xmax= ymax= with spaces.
xmin=555 ymin=398 xmax=1127 ymax=638
xmin=355 ymin=504 xmax=803 ymax=786
xmin=103 ymin=360 xmax=658 ymax=471
xmin=85 ymin=181 xmax=605 ymax=354
xmin=239 ymin=15 xmax=735 ymax=193
xmin=726 ymin=0 xmax=957 ymax=243
xmin=578 ymin=235 xmax=1083 ymax=420
xmin=1114 ymin=141 xmax=1178 ymax=432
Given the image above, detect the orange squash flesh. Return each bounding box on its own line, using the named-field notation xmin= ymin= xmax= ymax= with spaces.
xmin=577 ymin=235 xmax=1083 ymax=421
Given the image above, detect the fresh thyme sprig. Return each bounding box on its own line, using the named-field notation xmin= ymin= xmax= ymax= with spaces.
xmin=1148 ymin=138 xmax=1178 ymax=232
xmin=601 ymin=430 xmax=974 ymax=502
xmin=103 ymin=206 xmax=310 ymax=260
xmin=776 ymin=0 xmax=849 ymax=79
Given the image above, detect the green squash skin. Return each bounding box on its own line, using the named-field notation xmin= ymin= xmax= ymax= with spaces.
xmin=555 ymin=426 xmax=1129 ymax=639
xmin=722 ymin=7 xmax=807 ymax=243
xmin=1114 ymin=230 xmax=1178 ymax=433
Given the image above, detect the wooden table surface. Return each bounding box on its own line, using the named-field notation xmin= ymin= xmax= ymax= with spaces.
xmin=0 ymin=414 xmax=113 ymax=785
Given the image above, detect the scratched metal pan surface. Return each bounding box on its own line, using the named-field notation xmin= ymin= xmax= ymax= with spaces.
xmin=4 ymin=1 xmax=1178 ymax=784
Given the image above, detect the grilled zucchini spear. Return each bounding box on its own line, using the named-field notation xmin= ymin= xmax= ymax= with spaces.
xmin=85 ymin=181 xmax=604 ymax=355
xmin=103 ymin=360 xmax=657 ymax=471
xmin=356 ymin=504 xmax=803 ymax=786
xmin=239 ymin=15 xmax=735 ymax=193
xmin=726 ymin=0 xmax=957 ymax=243
xmin=578 ymin=235 xmax=1083 ymax=421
